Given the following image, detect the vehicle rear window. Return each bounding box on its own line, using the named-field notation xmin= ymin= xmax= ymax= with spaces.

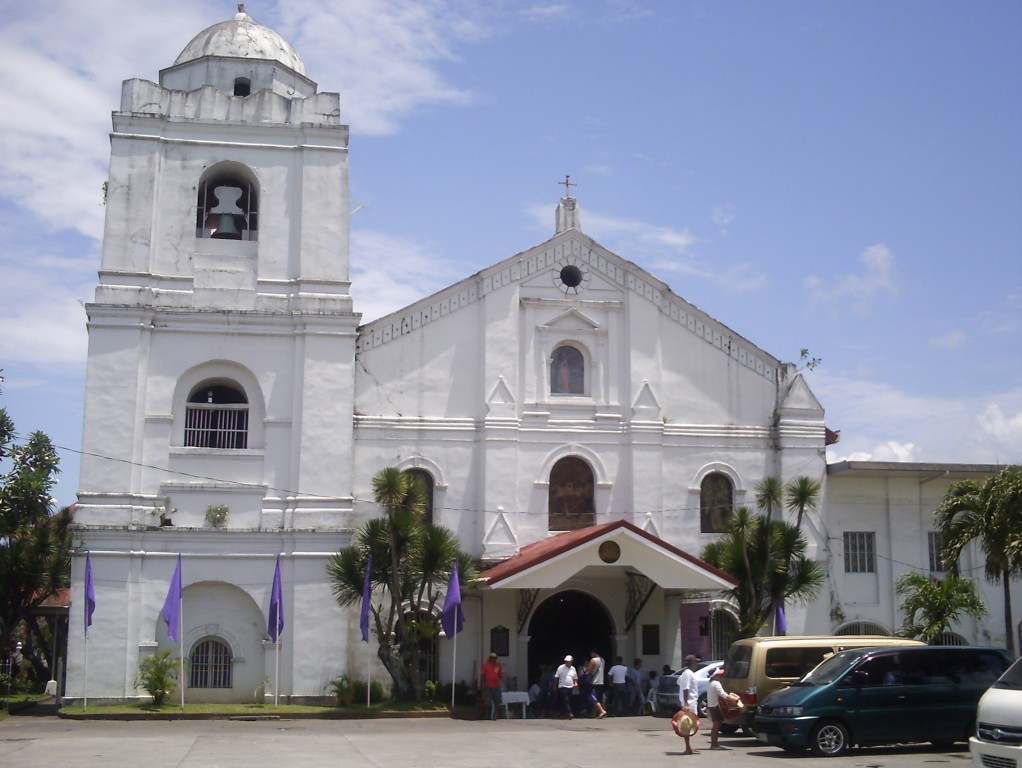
xmin=764 ymin=647 xmax=832 ymax=679
xmin=724 ymin=645 xmax=751 ymax=679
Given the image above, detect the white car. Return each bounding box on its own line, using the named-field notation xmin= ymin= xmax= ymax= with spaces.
xmin=655 ymin=660 xmax=724 ymax=717
xmin=971 ymin=655 xmax=1022 ymax=766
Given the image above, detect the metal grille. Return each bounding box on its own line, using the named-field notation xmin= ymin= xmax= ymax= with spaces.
xmin=928 ymin=531 xmax=945 ymax=572
xmin=190 ymin=638 xmax=233 ymax=689
xmin=185 ymin=404 xmax=248 ymax=449
xmin=844 ymin=531 xmax=876 ymax=573
xmin=709 ymin=607 xmax=738 ymax=658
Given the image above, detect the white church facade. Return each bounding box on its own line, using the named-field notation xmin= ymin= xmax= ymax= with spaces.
xmin=64 ymin=11 xmax=1018 ymax=705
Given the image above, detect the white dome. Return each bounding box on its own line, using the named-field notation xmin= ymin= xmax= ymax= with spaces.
xmin=174 ymin=11 xmax=306 ymax=76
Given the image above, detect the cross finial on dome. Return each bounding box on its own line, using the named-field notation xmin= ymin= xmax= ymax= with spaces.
xmin=238 ymin=3 xmax=246 ymax=12
xmin=558 ymin=174 xmax=577 ymax=199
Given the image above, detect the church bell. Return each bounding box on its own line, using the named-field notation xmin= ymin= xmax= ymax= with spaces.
xmin=210 ymin=212 xmax=244 ymax=240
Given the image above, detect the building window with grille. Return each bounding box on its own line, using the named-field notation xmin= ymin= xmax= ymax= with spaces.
xmin=185 ymin=384 xmax=249 ymax=449
xmin=928 ymin=531 xmax=945 ymax=573
xmin=700 ymin=473 xmax=734 ymax=533
xmin=189 ymin=637 xmax=233 ymax=689
xmin=844 ymin=532 xmax=876 ymax=573
xmin=196 ymin=168 xmax=258 ymax=241
xmin=405 ymin=469 xmax=435 ymax=525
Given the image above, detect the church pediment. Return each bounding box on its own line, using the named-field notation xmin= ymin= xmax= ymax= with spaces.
xmin=480 ymin=520 xmax=735 ymax=591
xmin=541 ymin=307 xmax=601 ymax=331
xmin=778 ymin=373 xmax=824 ymax=417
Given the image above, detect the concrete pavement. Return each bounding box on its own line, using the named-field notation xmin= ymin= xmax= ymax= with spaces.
xmin=0 ymin=712 xmax=972 ymax=767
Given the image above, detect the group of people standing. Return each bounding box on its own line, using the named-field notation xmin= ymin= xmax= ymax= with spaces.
xmin=529 ymin=651 xmax=655 ymax=719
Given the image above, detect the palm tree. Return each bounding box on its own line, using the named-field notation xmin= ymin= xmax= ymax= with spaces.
xmin=755 ymin=477 xmax=783 ymax=529
xmin=895 ymin=572 xmax=987 ymax=644
xmin=935 ymin=466 xmax=1022 ymax=655
xmin=701 ymin=509 xmax=824 ymax=638
xmin=327 ymin=467 xmax=477 ymax=701
xmin=784 ymin=476 xmax=822 ymax=531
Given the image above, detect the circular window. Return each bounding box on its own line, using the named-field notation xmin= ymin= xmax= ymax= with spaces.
xmin=560 ymin=265 xmax=583 ymax=288
xmin=598 ymin=541 xmax=621 ymax=564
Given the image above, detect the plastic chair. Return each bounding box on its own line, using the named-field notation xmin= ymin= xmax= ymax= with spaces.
xmin=644 ymin=687 xmax=658 ymax=714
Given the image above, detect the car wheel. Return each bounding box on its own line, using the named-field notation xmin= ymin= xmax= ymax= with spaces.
xmin=810 ymin=720 xmax=850 ymax=757
xmin=697 ymin=694 xmax=708 ymax=718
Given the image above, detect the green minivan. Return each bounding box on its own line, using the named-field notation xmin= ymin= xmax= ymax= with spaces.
xmin=753 ymin=645 xmax=1012 ymax=757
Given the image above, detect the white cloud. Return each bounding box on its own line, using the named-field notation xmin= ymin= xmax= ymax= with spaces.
xmin=928 ymin=330 xmax=966 ymax=349
xmin=804 ymin=243 xmax=898 ymax=314
xmin=711 ymin=204 xmax=735 ymax=234
xmin=816 ymin=372 xmax=1022 ymax=465
xmin=350 ymin=229 xmax=470 ymax=323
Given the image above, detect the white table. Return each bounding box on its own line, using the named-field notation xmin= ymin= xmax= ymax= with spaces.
xmin=501 ymin=691 xmax=530 ymax=719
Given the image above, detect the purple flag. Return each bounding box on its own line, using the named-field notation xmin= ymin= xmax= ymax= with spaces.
xmin=162 ymin=554 xmax=182 ymax=642
xmin=84 ymin=552 xmax=96 ymax=638
xmin=776 ymin=602 xmax=787 ymax=635
xmin=440 ymin=560 xmax=463 ymax=637
xmin=360 ymin=555 xmax=372 ymax=643
xmin=268 ymin=555 xmax=284 ymax=642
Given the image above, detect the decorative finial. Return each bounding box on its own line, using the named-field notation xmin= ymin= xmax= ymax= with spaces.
xmin=558 ymin=174 xmax=577 ymax=198
xmin=238 ymin=3 xmax=246 ymax=13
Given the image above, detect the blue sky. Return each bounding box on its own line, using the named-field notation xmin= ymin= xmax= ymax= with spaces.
xmin=1 ymin=1 xmax=1019 ymax=507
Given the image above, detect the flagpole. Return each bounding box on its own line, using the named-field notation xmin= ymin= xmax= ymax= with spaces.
xmin=274 ymin=638 xmax=280 ymax=707
xmin=178 ymin=593 xmax=184 ymax=708
xmin=366 ymin=638 xmax=371 ymax=708
xmin=450 ymin=631 xmax=457 ymax=709
xmin=84 ymin=633 xmax=89 ymax=711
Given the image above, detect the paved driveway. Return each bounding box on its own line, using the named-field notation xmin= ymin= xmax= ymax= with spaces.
xmin=0 ymin=714 xmax=971 ymax=767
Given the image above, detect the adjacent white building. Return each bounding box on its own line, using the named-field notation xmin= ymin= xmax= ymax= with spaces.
xmin=64 ymin=11 xmax=1018 ymax=705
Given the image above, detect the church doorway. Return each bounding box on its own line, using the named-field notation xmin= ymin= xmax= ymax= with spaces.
xmin=527 ymin=590 xmax=614 ymax=688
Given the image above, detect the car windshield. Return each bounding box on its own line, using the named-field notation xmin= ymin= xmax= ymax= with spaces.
xmin=993 ymin=657 xmax=1022 ymax=690
xmin=797 ymin=650 xmax=864 ymax=686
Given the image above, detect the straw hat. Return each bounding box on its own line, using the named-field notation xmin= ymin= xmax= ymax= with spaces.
xmin=672 ymin=710 xmax=699 ymax=737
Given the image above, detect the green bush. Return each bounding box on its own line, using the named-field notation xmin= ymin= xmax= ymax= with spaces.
xmin=135 ymin=649 xmax=178 ymax=706
xmin=332 ymin=676 xmax=386 ymax=707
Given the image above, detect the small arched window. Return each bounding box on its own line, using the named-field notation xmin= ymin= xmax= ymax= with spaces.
xmin=185 ymin=383 xmax=249 ymax=449
xmin=196 ymin=168 xmax=258 ymax=241
xmin=548 ymin=456 xmax=595 ymax=531
xmin=550 ymin=345 xmax=584 ymax=395
xmin=189 ymin=637 xmax=233 ymax=689
xmin=700 ymin=473 xmax=734 ymax=533
xmin=405 ymin=469 xmax=435 ymax=525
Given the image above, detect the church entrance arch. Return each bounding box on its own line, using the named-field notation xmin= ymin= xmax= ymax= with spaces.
xmin=527 ymin=590 xmax=613 ymax=688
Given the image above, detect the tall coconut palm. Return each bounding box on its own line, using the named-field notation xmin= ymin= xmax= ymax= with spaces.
xmin=895 ymin=572 xmax=987 ymax=644
xmin=328 ymin=467 xmax=477 ymax=701
xmin=784 ymin=475 xmax=822 ymax=531
xmin=701 ymin=509 xmax=824 ymax=638
xmin=935 ymin=466 xmax=1022 ymax=655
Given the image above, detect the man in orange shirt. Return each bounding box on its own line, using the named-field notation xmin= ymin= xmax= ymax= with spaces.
xmin=481 ymin=652 xmax=504 ymax=719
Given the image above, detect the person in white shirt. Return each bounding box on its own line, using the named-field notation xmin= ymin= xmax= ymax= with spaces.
xmin=554 ymin=654 xmax=579 ymax=720
xmin=705 ymin=666 xmax=730 ymax=750
xmin=677 ymin=654 xmax=700 ymax=754
xmin=607 ymin=656 xmax=629 ymax=715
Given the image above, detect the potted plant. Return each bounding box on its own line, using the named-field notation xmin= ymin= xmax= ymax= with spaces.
xmin=205 ymin=504 xmax=229 ymax=527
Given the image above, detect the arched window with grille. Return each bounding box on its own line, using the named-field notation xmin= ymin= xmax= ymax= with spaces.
xmin=196 ymin=165 xmax=258 ymax=241
xmin=185 ymin=383 xmax=249 ymax=449
xmin=700 ymin=473 xmax=734 ymax=533
xmin=404 ymin=469 xmax=435 ymax=525
xmin=835 ymin=621 xmax=891 ymax=637
xmin=548 ymin=456 xmax=595 ymax=531
xmin=189 ymin=637 xmax=233 ymax=689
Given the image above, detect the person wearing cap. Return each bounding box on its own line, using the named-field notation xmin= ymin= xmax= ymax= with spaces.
xmin=481 ymin=652 xmax=503 ymax=720
xmin=677 ymin=654 xmax=701 ymax=754
xmin=554 ymin=654 xmax=579 ymax=719
xmin=705 ymin=666 xmax=730 ymax=750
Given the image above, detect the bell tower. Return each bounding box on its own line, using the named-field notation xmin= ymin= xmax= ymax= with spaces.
xmin=78 ymin=7 xmax=358 ymax=530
